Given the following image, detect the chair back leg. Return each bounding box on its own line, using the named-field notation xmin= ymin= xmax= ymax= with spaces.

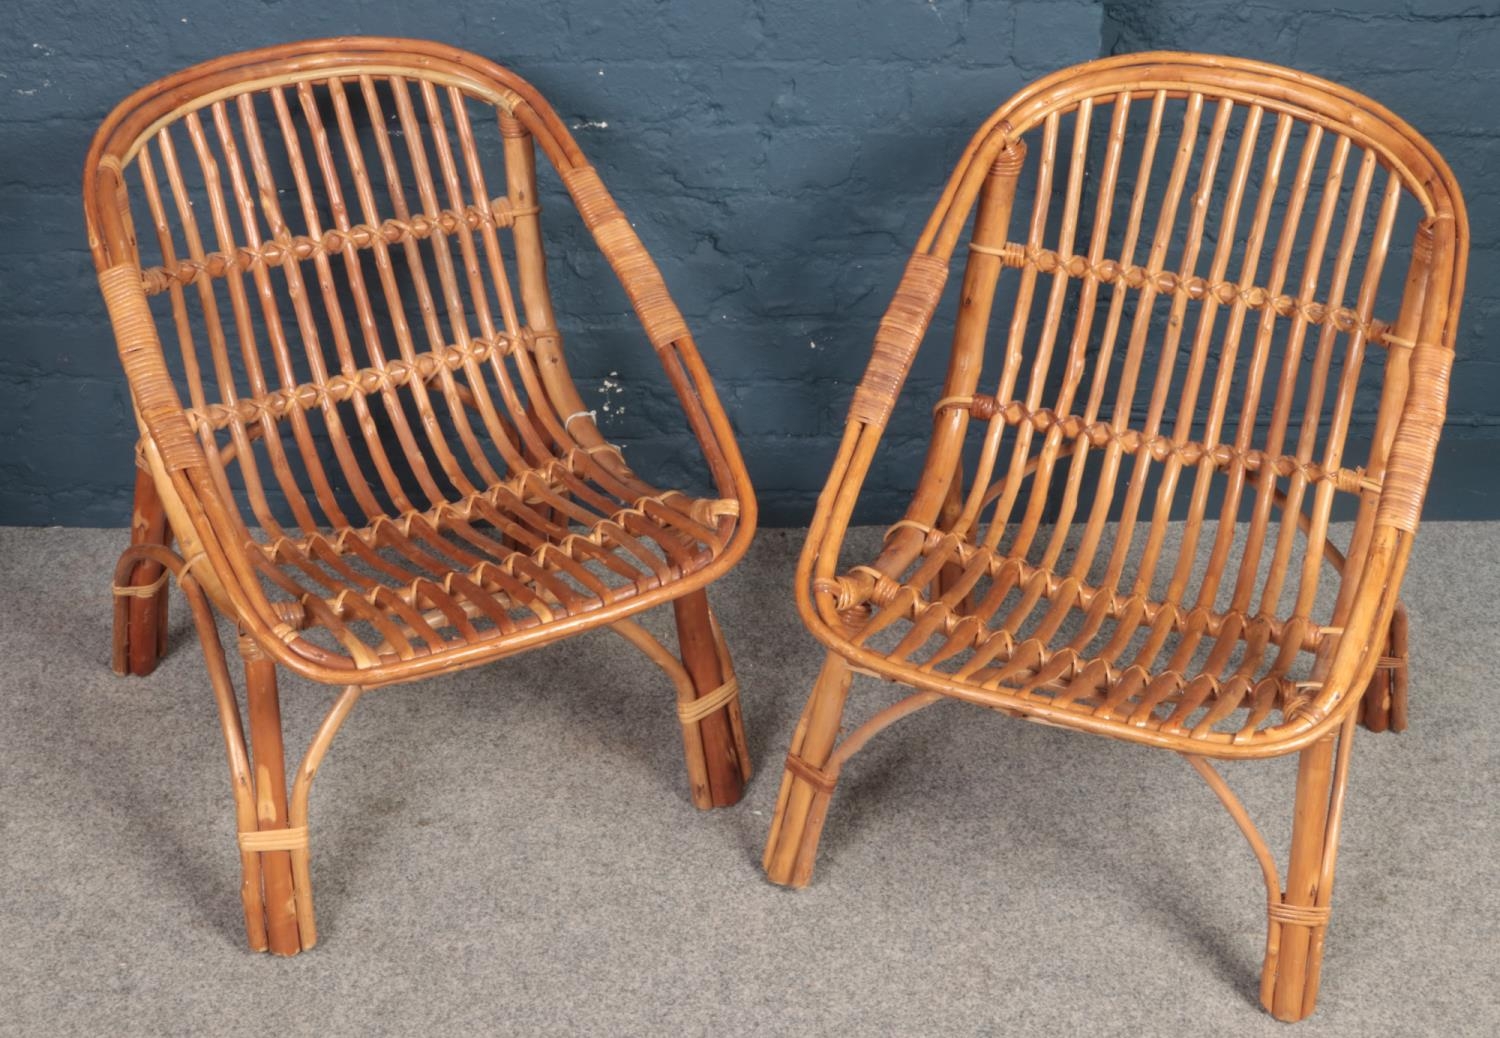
xmin=112 ymin=467 xmax=171 ymax=676
xmin=1359 ymin=603 xmax=1409 ymax=732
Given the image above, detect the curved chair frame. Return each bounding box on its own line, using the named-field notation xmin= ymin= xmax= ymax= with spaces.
xmin=87 ymin=38 xmax=756 ymax=955
xmin=765 ymin=52 xmax=1465 ymax=1022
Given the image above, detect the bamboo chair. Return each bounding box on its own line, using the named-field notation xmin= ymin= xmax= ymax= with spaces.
xmin=85 ymin=38 xmax=756 ymax=956
xmin=764 ymin=53 xmax=1465 ymax=1021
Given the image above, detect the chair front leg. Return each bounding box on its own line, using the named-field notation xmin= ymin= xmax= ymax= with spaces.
xmin=111 ymin=466 xmax=171 ymax=676
xmin=763 ymin=652 xmax=854 ymax=887
xmin=240 ymin=635 xmax=303 ymax=955
xmin=1262 ymin=726 xmax=1354 ymax=1022
xmin=1188 ymin=713 xmax=1357 ymax=1022
xmin=673 ymin=589 xmax=751 ymax=808
xmin=234 ymin=637 xmax=365 ymax=955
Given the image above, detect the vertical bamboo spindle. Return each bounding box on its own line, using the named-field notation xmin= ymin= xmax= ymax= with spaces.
xmin=917 ymin=139 xmax=1028 ymax=529
xmin=931 ymin=140 xmax=1027 ymax=597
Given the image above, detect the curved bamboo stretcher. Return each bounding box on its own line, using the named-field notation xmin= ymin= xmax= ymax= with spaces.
xmin=763 ymin=52 xmax=1465 ymax=1022
xmin=86 ymin=38 xmax=756 ymax=955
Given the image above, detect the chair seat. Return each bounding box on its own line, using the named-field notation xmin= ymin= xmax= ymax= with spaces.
xmin=819 ymin=525 xmax=1334 ymax=749
xmin=247 ymin=443 xmax=739 ymax=670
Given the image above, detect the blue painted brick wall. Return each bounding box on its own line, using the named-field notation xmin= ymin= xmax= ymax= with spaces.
xmin=0 ymin=0 xmax=1103 ymax=526
xmin=1 ymin=0 xmax=1493 ymax=526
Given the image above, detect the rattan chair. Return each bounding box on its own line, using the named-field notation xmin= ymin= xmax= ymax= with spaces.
xmin=763 ymin=52 xmax=1465 ymax=1021
xmin=86 ymin=38 xmax=756 ymax=955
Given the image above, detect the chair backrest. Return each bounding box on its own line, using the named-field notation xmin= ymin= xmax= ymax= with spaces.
xmin=835 ymin=53 xmax=1466 ymax=650
xmin=84 ymin=38 xmax=750 ymax=558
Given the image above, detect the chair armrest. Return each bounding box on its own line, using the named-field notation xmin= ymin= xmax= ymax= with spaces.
xmin=98 ymin=264 xmax=206 ymax=474
xmin=556 ymin=162 xmax=756 ymax=522
xmin=1375 ymin=341 xmax=1452 ymax=535
xmin=559 ymin=164 xmax=691 ymax=353
xmin=99 ymin=263 xmax=293 ymax=650
xmin=847 ymin=253 xmax=950 ymax=429
xmin=1306 ymin=338 xmax=1449 ymax=725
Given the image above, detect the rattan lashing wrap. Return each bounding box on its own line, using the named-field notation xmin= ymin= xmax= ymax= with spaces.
xmin=975 ymin=240 xmax=1391 ymax=345
xmin=847 ymin=253 xmax=949 ymax=427
xmin=675 ymin=677 xmax=740 ymax=725
xmin=99 ymin=263 xmax=202 ymax=472
xmin=561 ymin=164 xmax=692 ymax=352
xmin=238 ymin=826 xmax=310 ymax=853
xmin=1375 ymin=340 xmax=1451 ymax=533
xmin=137 ymin=196 xmax=536 ymax=295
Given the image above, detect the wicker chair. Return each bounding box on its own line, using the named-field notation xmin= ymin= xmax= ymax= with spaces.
xmin=763 ymin=53 xmax=1465 ymax=1021
xmin=86 ymin=38 xmax=756 ymax=955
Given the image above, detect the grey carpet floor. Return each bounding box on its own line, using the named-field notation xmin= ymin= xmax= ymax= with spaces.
xmin=0 ymin=524 xmax=1496 ymax=1037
